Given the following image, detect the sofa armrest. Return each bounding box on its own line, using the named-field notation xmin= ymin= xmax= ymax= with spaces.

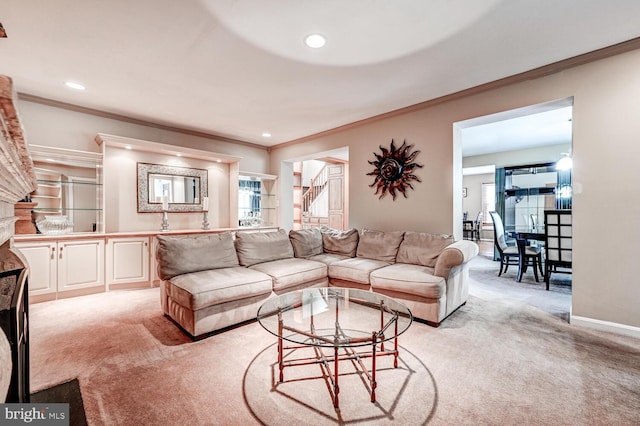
xmin=434 ymin=240 xmax=479 ymax=278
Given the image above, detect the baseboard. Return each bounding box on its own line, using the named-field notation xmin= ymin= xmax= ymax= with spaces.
xmin=571 ymin=314 xmax=640 ymax=339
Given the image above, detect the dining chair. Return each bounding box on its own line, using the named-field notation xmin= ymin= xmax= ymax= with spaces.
xmin=472 ymin=212 xmax=483 ymax=242
xmin=543 ymin=209 xmax=572 ymax=290
xmin=489 ymin=211 xmax=543 ymax=279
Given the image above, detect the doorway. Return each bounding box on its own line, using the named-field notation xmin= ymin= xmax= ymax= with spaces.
xmin=286 ymin=147 xmax=349 ymax=231
xmin=454 ymin=98 xmax=574 ymax=318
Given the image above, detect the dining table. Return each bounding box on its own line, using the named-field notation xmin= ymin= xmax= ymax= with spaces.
xmin=508 ymin=229 xmax=546 ymax=282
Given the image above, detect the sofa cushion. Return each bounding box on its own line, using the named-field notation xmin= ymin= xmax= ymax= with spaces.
xmin=320 ymin=226 xmax=359 ymax=257
xmin=356 ymin=229 xmax=405 ymax=262
xmin=370 ymin=263 xmax=446 ymax=299
xmin=308 ymin=253 xmax=350 ymax=265
xmin=328 ymin=257 xmax=390 ymax=285
xmin=235 ymin=229 xmax=294 ymax=267
xmin=166 ymin=267 xmax=273 ymax=311
xmin=396 ymin=231 xmax=454 ymax=267
xmin=250 ymin=258 xmax=327 ymax=292
xmin=289 ymin=228 xmax=323 ymax=258
xmin=156 ymin=232 xmax=239 ymax=280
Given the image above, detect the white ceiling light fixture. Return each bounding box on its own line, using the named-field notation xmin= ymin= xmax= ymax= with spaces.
xmin=304 ymin=34 xmax=326 ymax=49
xmin=65 ymin=81 xmax=86 ymax=91
xmin=556 ymin=153 xmax=573 ymax=170
xmin=262 ymin=132 xmax=272 ymax=138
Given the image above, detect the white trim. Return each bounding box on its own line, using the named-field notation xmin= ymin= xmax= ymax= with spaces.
xmin=463 ymin=165 xmax=495 ymax=176
xmin=571 ymin=315 xmax=640 ymax=339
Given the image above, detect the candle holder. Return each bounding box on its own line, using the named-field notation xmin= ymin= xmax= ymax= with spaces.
xmin=202 ymin=211 xmax=210 ymax=230
xmin=161 ymin=211 xmax=170 ymax=232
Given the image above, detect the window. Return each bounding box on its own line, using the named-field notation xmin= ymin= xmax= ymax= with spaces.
xmin=482 ymin=183 xmax=495 ymax=224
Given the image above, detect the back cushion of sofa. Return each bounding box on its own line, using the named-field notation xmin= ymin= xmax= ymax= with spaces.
xmin=235 ymin=229 xmax=294 ymax=266
xmin=396 ymin=231 xmax=454 ymax=267
xmin=320 ymin=226 xmax=359 ymax=257
xmin=156 ymin=232 xmax=239 ymax=280
xmin=289 ymin=228 xmax=323 ymax=258
xmin=356 ymin=229 xmax=405 ymax=262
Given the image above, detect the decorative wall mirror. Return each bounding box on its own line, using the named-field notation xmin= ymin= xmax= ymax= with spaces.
xmin=137 ymin=163 xmax=208 ymax=212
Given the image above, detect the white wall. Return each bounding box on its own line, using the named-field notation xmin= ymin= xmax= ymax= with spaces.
xmin=463 ymin=143 xmax=571 ymax=169
xmin=104 ymin=146 xmax=229 ymax=232
xmin=17 ymin=100 xmax=269 ymax=233
xmin=301 ymin=160 xmax=326 ymax=186
xmin=462 ymin=173 xmax=491 ymax=221
xmin=17 ymin=100 xmax=270 ymax=173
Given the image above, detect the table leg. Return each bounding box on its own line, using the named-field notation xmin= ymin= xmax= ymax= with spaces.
xmin=371 ymin=331 xmax=377 ymax=403
xmin=393 ymin=319 xmax=399 ymax=368
xmin=278 ymin=311 xmax=284 ymax=382
xmin=516 ymin=238 xmax=525 ymax=282
xmin=333 ymin=346 xmax=340 ymax=408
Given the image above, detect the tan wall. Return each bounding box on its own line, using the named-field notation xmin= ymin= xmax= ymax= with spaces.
xmin=270 ymin=48 xmax=640 ymax=331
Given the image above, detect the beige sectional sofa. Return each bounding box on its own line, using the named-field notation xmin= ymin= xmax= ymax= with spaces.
xmin=156 ymin=227 xmax=478 ymax=339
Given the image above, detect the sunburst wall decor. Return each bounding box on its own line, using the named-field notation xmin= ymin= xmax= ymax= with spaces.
xmin=366 ymin=139 xmax=423 ymax=200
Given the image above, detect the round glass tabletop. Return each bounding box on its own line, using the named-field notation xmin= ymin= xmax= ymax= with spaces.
xmin=256 ymin=287 xmax=413 ymax=348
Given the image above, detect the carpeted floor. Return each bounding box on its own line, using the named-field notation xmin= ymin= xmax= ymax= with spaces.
xmin=467 ymin=254 xmax=572 ymax=321
xmin=27 ymin=259 xmax=640 ymax=425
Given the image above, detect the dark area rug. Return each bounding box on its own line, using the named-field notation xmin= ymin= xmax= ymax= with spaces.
xmin=31 ymin=378 xmax=88 ymax=426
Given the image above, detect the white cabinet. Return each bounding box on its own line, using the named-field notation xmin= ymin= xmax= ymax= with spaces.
xmin=15 ymin=238 xmax=105 ymax=302
xmin=106 ymin=237 xmax=150 ymax=289
xmin=15 ymin=241 xmax=57 ymax=297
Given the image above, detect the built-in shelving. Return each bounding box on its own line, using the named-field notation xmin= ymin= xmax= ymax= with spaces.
xmin=14 ymin=146 xmax=104 ymax=235
xmin=238 ymin=173 xmax=277 ymax=228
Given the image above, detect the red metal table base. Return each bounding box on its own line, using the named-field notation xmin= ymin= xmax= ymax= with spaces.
xmin=276 ymin=310 xmax=401 ymax=409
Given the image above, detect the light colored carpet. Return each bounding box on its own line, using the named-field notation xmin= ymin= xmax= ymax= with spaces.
xmin=29 ymin=280 xmax=640 ymax=425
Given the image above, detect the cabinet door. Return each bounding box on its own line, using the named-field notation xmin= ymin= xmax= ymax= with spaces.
xmin=14 ymin=242 xmax=57 ymax=298
xmin=106 ymin=237 xmax=150 ymax=289
xmin=57 ymin=239 xmax=105 ymax=292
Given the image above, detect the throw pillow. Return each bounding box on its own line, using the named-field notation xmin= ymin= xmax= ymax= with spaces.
xmin=289 ymin=228 xmax=323 ymax=258
xmin=235 ymin=229 xmax=294 ymax=266
xmin=356 ymin=229 xmax=405 ymax=262
xmin=156 ymin=232 xmax=239 ymax=280
xmin=396 ymin=231 xmax=454 ymax=267
xmin=319 ymin=226 xmax=359 ymax=257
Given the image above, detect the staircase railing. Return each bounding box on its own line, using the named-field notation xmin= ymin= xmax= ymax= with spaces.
xmin=302 ymin=165 xmax=329 ymax=215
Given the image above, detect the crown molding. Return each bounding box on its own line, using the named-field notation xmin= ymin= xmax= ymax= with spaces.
xmin=16 ymin=93 xmax=269 ymax=151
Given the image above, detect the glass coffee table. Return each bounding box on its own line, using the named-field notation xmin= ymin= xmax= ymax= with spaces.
xmin=256 ymin=287 xmax=412 ymax=409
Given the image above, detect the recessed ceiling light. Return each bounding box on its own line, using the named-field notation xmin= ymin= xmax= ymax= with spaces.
xmin=216 ymin=159 xmax=222 ymax=163
xmin=176 ymin=153 xmax=182 ymax=157
xmin=262 ymin=132 xmax=272 ymax=138
xmin=65 ymin=81 xmax=86 ymax=91
xmin=304 ymin=34 xmax=326 ymax=49
xmin=124 ymin=145 xmax=132 ymax=150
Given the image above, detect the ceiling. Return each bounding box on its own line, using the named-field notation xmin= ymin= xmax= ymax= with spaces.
xmin=460 ymin=99 xmax=574 ymax=157
xmin=2 ymin=1 xmax=640 ymax=148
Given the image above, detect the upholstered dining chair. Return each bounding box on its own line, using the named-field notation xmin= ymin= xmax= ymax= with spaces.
xmin=489 ymin=211 xmax=543 ymax=279
xmin=543 ymin=209 xmax=572 ymax=290
xmin=472 ymin=212 xmax=483 ymax=242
